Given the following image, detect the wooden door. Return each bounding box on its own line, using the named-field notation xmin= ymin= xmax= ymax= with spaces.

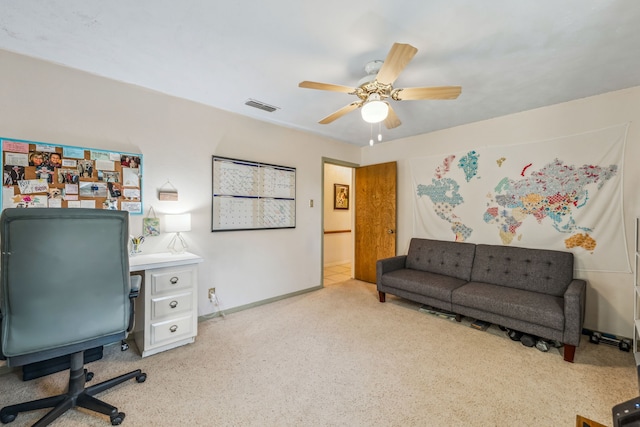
xmin=354 ymin=161 xmax=397 ymax=283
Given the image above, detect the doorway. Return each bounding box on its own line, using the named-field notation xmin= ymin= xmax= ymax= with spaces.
xmin=323 ymin=162 xmax=355 ymax=286
xmin=322 ymin=159 xmax=397 ymax=286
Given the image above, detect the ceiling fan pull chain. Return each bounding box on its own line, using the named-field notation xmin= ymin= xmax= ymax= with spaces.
xmin=369 ymin=124 xmax=374 ymax=146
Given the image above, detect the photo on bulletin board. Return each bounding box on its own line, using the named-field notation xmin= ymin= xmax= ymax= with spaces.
xmin=334 ymin=183 xmax=349 ymax=210
xmin=0 ymin=137 xmax=143 ymax=214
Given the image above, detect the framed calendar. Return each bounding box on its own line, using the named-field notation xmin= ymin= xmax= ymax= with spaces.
xmin=211 ymin=156 xmax=295 ymax=231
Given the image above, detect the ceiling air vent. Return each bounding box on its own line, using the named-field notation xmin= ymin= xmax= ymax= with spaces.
xmin=244 ymin=99 xmax=279 ymax=113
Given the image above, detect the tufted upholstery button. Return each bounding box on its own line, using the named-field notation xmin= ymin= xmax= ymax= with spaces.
xmin=525 ymin=259 xmax=531 ymax=263
xmin=545 ymin=276 xmax=551 ymax=280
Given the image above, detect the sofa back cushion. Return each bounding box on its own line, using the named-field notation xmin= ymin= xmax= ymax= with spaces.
xmin=470 ymin=244 xmax=574 ymax=296
xmin=405 ymin=238 xmax=476 ymax=281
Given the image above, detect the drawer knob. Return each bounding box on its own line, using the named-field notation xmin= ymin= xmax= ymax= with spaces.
xmin=170 ymin=276 xmax=179 ymax=284
xmin=169 ymin=300 xmax=178 ymax=309
xmin=169 ymin=325 xmax=178 ymax=333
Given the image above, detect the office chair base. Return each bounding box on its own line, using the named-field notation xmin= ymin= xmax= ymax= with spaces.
xmin=0 ymin=351 xmax=146 ymax=426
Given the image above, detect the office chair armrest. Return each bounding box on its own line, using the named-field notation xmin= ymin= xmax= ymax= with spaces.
xmin=0 ymin=309 xmax=4 ymax=360
xmin=129 ymin=274 xmax=141 ymax=299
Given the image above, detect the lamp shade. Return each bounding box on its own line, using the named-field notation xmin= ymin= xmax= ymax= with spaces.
xmin=361 ymin=94 xmax=389 ymax=124
xmin=165 ymin=213 xmax=191 ymax=233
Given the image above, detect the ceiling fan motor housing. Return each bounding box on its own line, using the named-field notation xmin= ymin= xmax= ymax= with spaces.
xmin=356 ymin=60 xmax=392 ymax=101
xmin=355 ymin=81 xmax=393 ymax=101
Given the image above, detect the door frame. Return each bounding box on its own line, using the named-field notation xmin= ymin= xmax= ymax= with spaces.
xmin=321 ymin=157 xmax=359 ymax=286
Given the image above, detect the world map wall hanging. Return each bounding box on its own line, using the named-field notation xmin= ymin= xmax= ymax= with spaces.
xmin=410 ymin=124 xmax=628 ymax=272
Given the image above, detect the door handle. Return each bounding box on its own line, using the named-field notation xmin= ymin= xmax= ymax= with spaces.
xmin=387 ymin=229 xmax=395 ymax=234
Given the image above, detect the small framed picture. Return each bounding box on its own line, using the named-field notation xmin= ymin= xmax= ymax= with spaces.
xmin=334 ymin=183 xmax=349 ymax=210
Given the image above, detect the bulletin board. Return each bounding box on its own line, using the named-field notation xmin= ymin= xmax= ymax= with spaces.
xmin=1 ymin=137 xmax=143 ymax=214
xmin=212 ymin=156 xmax=296 ymax=231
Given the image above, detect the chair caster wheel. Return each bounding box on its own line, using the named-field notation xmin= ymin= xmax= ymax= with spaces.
xmin=136 ymin=373 xmax=147 ymax=383
xmin=0 ymin=410 xmax=17 ymax=423
xmin=85 ymin=371 xmax=94 ymax=382
xmin=110 ymin=412 xmax=125 ymax=425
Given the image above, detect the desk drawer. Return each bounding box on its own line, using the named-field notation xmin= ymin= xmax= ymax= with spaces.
xmin=151 ymin=291 xmax=193 ymax=319
xmin=150 ymin=314 xmax=194 ymax=345
xmin=151 ymin=268 xmax=193 ymax=294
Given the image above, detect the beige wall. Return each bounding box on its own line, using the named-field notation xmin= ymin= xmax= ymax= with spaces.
xmin=361 ymin=86 xmax=640 ymax=337
xmin=0 ymin=49 xmax=361 ymax=316
xmin=2 ymin=47 xmax=638 ymax=337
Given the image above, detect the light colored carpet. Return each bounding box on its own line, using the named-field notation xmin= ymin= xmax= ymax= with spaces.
xmin=1 ymin=279 xmax=636 ymax=426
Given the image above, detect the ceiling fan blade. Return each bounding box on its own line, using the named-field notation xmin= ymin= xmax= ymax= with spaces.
xmin=299 ymin=81 xmax=355 ymax=94
xmin=319 ymin=101 xmax=362 ymax=124
xmin=393 ymin=86 xmax=462 ymax=100
xmin=384 ymin=105 xmax=401 ymax=129
xmin=375 ymin=43 xmax=418 ymax=85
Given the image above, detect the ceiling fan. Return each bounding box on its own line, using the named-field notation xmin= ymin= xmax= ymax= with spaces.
xmin=299 ymin=42 xmax=461 ymax=129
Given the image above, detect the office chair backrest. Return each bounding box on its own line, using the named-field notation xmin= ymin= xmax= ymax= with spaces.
xmin=1 ymin=208 xmax=131 ymax=365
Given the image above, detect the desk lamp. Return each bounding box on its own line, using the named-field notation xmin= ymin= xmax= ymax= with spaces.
xmin=165 ymin=213 xmax=191 ymax=254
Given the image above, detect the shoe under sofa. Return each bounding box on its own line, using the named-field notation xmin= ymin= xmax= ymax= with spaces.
xmin=376 ymin=238 xmax=586 ymax=362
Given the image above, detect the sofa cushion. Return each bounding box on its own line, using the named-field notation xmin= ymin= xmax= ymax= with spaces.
xmin=405 ymin=238 xmax=476 ymax=281
xmin=470 ymin=244 xmax=574 ymax=297
xmin=452 ymin=282 xmax=564 ymax=330
xmin=381 ymin=269 xmax=468 ymax=302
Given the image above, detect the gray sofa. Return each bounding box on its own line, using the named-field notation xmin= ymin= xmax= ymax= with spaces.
xmin=376 ymin=238 xmax=586 ymax=362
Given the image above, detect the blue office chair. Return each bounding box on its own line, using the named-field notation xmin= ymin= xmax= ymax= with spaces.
xmin=0 ymin=208 xmax=146 ymax=426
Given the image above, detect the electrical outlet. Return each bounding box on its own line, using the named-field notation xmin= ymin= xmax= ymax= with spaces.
xmin=208 ymin=287 xmax=216 ymax=301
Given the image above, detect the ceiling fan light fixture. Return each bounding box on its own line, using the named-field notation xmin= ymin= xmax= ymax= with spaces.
xmin=361 ymin=94 xmax=389 ymax=123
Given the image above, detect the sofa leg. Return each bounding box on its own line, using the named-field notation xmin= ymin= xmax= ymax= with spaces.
xmin=378 ymin=291 xmax=386 ymax=303
xmin=563 ymin=344 xmax=576 ymax=363
xmin=455 ymin=314 xmax=462 ymax=322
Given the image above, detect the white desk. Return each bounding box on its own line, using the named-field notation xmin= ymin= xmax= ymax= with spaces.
xmin=129 ymin=251 xmax=203 ymax=272
xmin=129 ymin=252 xmax=203 ymax=357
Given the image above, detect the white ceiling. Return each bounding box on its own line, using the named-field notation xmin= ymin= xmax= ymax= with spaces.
xmin=1 ymin=1 xmax=640 ymax=147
